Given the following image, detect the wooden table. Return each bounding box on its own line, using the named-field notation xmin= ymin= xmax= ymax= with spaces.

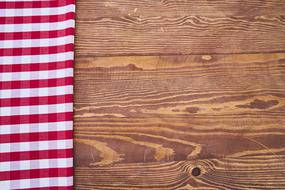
xmin=74 ymin=0 xmax=285 ymax=189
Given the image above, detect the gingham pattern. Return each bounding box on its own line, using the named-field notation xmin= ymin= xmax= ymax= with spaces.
xmin=0 ymin=1 xmax=75 ymax=189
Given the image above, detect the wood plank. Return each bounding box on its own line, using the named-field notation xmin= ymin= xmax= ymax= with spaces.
xmin=75 ymin=0 xmax=285 ymax=56
xmin=74 ymin=53 xmax=285 ymax=165
xmin=77 ymin=0 xmax=285 ymax=18
xmin=73 ymin=52 xmax=285 ymax=188
xmin=75 ymin=155 xmax=285 ymax=189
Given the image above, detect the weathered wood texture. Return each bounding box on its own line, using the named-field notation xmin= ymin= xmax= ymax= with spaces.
xmin=74 ymin=0 xmax=285 ymax=189
xmin=75 ymin=0 xmax=285 ymax=56
xmin=75 ymin=156 xmax=285 ymax=189
xmin=74 ymin=53 xmax=285 ymax=189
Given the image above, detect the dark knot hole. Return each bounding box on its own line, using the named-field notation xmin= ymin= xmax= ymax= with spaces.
xmin=191 ymin=167 xmax=201 ymax=177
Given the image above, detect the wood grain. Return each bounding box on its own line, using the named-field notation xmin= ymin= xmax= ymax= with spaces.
xmin=75 ymin=155 xmax=285 ymax=189
xmin=75 ymin=0 xmax=285 ymax=188
xmin=75 ymin=0 xmax=285 ymax=56
xmin=74 ymin=53 xmax=285 ymax=188
xmin=77 ymin=0 xmax=285 ymax=18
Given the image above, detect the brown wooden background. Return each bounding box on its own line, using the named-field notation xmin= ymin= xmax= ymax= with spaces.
xmin=74 ymin=0 xmax=285 ymax=189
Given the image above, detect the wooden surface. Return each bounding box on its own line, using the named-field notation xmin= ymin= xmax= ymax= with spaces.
xmin=74 ymin=0 xmax=285 ymax=189
xmin=75 ymin=0 xmax=285 ymax=56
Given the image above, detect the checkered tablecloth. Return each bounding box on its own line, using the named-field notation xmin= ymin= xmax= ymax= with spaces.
xmin=0 ymin=1 xmax=75 ymax=189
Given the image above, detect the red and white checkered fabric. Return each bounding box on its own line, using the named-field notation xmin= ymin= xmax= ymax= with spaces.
xmin=0 ymin=1 xmax=75 ymax=189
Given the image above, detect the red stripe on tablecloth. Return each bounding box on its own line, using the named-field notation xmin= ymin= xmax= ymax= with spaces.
xmin=0 ymin=28 xmax=74 ymax=40
xmin=0 ymin=94 xmax=73 ymax=107
xmin=0 ymin=0 xmax=75 ymax=9
xmin=0 ymin=130 xmax=73 ymax=143
xmin=0 ymin=112 xmax=73 ymax=125
xmin=0 ymin=149 xmax=73 ymax=162
xmin=0 ymin=12 xmax=75 ymax=24
xmin=0 ymin=60 xmax=73 ymax=72
xmin=0 ymin=76 xmax=73 ymax=89
xmin=0 ymin=168 xmax=73 ymax=181
xmin=0 ymin=44 xmax=74 ymax=56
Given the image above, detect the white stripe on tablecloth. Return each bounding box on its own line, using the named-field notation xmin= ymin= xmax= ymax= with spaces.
xmin=0 ymin=176 xmax=73 ymax=190
xmin=0 ymin=121 xmax=73 ymax=135
xmin=0 ymin=52 xmax=74 ymax=65
xmin=0 ymin=68 xmax=73 ymax=81
xmin=0 ymin=4 xmax=75 ymax=17
xmin=0 ymin=36 xmax=74 ymax=48
xmin=0 ymin=139 xmax=73 ymax=153
xmin=0 ymin=20 xmax=75 ymax=33
xmin=0 ymin=158 xmax=73 ymax=172
xmin=0 ymin=85 xmax=73 ymax=99
xmin=0 ymin=103 xmax=73 ymax=116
